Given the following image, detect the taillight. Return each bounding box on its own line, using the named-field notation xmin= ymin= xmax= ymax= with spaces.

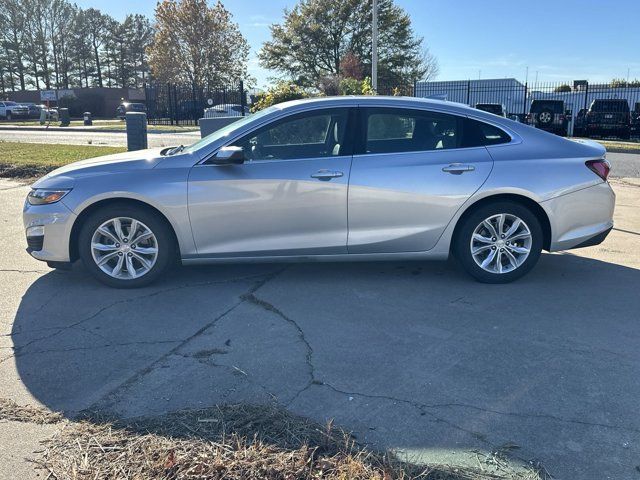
xmin=586 ymin=159 xmax=610 ymax=181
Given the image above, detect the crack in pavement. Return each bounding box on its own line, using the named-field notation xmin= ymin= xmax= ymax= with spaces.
xmin=79 ymin=267 xmax=289 ymax=416
xmin=6 ymin=269 xmax=283 ymax=354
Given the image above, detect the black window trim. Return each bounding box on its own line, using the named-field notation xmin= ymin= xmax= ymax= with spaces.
xmin=353 ymin=106 xmax=515 ymax=156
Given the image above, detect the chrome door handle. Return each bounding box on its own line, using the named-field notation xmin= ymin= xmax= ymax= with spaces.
xmin=311 ymin=170 xmax=344 ymax=180
xmin=442 ymin=163 xmax=475 ymax=175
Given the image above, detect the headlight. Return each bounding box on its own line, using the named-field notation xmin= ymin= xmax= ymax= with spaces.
xmin=27 ymin=189 xmax=71 ymax=205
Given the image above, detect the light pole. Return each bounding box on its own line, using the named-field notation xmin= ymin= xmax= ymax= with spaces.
xmin=372 ymin=0 xmax=378 ymax=92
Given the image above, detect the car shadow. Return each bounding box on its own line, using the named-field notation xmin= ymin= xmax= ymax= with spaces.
xmin=8 ymin=253 xmax=640 ymax=478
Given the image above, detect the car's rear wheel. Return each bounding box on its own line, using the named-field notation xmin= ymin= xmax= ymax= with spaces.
xmin=454 ymin=202 xmax=543 ymax=283
xmin=78 ymin=205 xmax=175 ymax=288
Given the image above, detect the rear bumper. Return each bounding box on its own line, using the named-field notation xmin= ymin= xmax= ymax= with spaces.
xmin=570 ymin=226 xmax=612 ymax=249
xmin=542 ymin=181 xmax=615 ymax=251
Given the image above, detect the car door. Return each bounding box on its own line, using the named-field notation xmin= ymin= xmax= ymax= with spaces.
xmin=347 ymin=107 xmax=498 ymax=253
xmin=188 ymin=107 xmax=354 ymax=257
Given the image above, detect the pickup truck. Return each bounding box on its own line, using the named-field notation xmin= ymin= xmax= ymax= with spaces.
xmin=0 ymin=101 xmax=30 ymax=120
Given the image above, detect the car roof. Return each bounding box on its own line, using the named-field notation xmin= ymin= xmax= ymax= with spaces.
xmin=273 ymin=95 xmax=483 ymax=116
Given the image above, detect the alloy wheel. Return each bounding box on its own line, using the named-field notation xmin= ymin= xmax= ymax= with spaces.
xmin=90 ymin=217 xmax=158 ymax=279
xmin=470 ymin=213 xmax=532 ymax=274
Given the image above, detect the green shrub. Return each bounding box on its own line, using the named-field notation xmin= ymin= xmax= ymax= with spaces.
xmin=251 ymin=83 xmax=310 ymax=112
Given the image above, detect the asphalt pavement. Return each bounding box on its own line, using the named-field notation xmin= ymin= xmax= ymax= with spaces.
xmin=1 ymin=177 xmax=639 ymax=479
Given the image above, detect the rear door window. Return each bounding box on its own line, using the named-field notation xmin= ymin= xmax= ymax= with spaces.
xmin=363 ymin=108 xmax=460 ymax=154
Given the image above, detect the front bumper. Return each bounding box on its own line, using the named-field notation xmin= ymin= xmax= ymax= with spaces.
xmin=23 ymin=199 xmax=77 ymax=262
xmin=542 ymin=181 xmax=615 ymax=251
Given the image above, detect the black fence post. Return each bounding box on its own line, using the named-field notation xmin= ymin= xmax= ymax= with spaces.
xmin=173 ymin=83 xmax=179 ymax=126
xmin=466 ymin=80 xmax=471 ymax=106
xmin=239 ymin=80 xmax=246 ymax=116
xmin=583 ymin=81 xmax=590 ymax=112
xmin=166 ymin=82 xmax=173 ymax=126
xmin=522 ymin=82 xmax=528 ymax=119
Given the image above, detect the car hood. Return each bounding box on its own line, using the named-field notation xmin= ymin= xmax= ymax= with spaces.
xmin=33 ymin=147 xmax=167 ymax=189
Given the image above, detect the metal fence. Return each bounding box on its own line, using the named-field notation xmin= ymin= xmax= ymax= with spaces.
xmin=414 ymin=79 xmax=640 ymax=138
xmin=144 ymin=82 xmax=247 ymax=126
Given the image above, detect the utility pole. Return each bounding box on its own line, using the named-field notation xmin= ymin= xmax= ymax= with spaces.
xmin=372 ymin=0 xmax=378 ymax=92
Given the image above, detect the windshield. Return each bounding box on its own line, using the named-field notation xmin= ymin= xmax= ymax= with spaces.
xmin=4 ymin=101 xmax=17 ymax=106
xmin=183 ymin=106 xmax=279 ymax=154
xmin=530 ymin=101 xmax=563 ymax=113
xmin=591 ymin=100 xmax=629 ymax=112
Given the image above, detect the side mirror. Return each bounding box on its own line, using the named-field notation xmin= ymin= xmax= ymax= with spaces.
xmin=211 ymin=146 xmax=245 ymax=165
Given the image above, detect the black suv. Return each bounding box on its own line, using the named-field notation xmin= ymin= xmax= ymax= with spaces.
xmin=586 ymin=99 xmax=630 ymax=139
xmin=526 ymin=100 xmax=569 ymax=136
xmin=631 ymin=102 xmax=640 ymax=137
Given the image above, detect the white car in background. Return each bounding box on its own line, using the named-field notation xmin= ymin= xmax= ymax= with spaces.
xmin=203 ymin=104 xmax=249 ymax=118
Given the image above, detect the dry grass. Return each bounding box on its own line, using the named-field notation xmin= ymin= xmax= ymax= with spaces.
xmin=1 ymin=399 xmax=546 ymax=480
xmin=29 ymin=404 xmax=545 ymax=480
xmin=0 ymin=398 xmax=63 ymax=424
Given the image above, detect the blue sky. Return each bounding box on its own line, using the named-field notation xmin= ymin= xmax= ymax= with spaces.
xmin=76 ymin=0 xmax=640 ymax=88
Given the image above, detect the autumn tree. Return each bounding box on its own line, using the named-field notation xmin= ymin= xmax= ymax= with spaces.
xmin=259 ymin=0 xmax=438 ymax=92
xmin=147 ymin=0 xmax=249 ymax=87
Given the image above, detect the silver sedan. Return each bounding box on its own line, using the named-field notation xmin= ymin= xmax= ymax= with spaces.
xmin=23 ymin=96 xmax=615 ymax=287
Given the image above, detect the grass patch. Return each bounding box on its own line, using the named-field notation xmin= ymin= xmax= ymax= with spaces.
xmin=34 ymin=404 xmax=545 ymax=480
xmin=0 ymin=141 xmax=126 ymax=178
xmin=595 ymin=139 xmax=640 ymax=154
xmin=572 ymin=137 xmax=640 ymax=153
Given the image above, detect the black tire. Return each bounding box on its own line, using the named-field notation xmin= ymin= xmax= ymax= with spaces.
xmin=6 ymin=111 xmax=12 ymax=121
xmin=78 ymin=204 xmax=176 ymax=288
xmin=536 ymin=108 xmax=554 ymax=126
xmin=454 ymin=201 xmax=543 ymax=284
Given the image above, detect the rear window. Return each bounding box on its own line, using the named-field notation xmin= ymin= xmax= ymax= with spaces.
xmin=462 ymin=118 xmax=511 ymax=147
xmin=530 ymin=101 xmax=563 ymax=113
xmin=590 ymin=100 xmax=629 ymax=112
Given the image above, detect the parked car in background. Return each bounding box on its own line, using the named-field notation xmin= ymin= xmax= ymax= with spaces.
xmin=204 ymin=104 xmax=249 ymax=118
xmin=18 ymin=102 xmax=41 ymax=118
xmin=526 ymin=100 xmax=569 ymax=136
xmin=573 ymin=108 xmax=588 ymax=137
xmin=475 ymin=103 xmax=507 ymax=117
xmin=630 ymin=102 xmax=640 ymax=137
xmin=586 ymin=99 xmax=631 ymax=139
xmin=0 ymin=101 xmax=30 ymax=120
xmin=116 ymin=102 xmax=146 ymax=120
xmin=23 ymin=96 xmax=614 ymax=287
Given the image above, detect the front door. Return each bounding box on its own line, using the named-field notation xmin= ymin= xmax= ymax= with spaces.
xmin=188 ymin=107 xmax=354 ymax=257
xmin=347 ymin=107 xmax=496 ymax=253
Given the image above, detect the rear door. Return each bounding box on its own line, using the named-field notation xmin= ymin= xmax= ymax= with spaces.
xmin=347 ymin=107 xmax=497 ymax=253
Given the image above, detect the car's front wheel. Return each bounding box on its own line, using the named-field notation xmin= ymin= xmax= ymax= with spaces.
xmin=454 ymin=202 xmax=543 ymax=283
xmin=78 ymin=205 xmax=175 ymax=288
